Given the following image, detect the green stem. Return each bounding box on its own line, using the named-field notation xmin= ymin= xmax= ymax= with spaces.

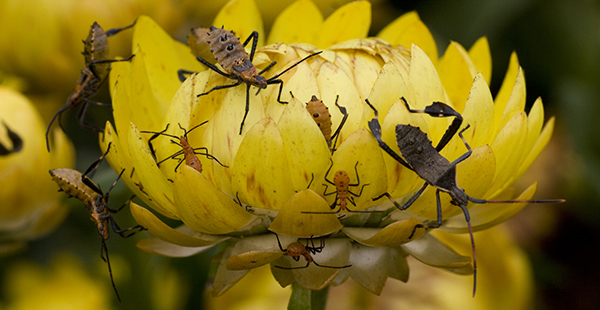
xmin=287 ymin=283 xmax=329 ymax=310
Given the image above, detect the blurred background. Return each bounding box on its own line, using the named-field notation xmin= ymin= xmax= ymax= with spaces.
xmin=0 ymin=0 xmax=597 ymax=309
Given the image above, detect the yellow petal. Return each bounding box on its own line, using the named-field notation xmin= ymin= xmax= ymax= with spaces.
xmin=132 ymin=15 xmax=188 ymax=109
xmin=210 ymin=82 xmax=265 ymax=196
xmin=269 ymin=189 xmax=342 ymax=238
xmin=438 ymin=41 xmax=477 ymax=113
xmin=315 ymin=1 xmax=371 ymax=48
xmin=493 ymin=52 xmax=520 ymax=133
xmin=408 ymin=44 xmax=450 ymax=142
xmin=213 ymin=0 xmax=264 ymax=49
xmin=497 ymin=68 xmax=526 ymax=135
xmin=401 ymin=233 xmax=473 ymax=274
xmin=347 ymin=244 xmax=390 ymax=295
xmin=286 ymin=238 xmax=352 ymax=290
xmin=315 ymin=62 xmax=363 ymax=142
xmin=468 ymin=37 xmax=492 ymax=85
xmin=100 ymin=122 xmax=157 ymax=212
xmin=130 ymin=202 xmax=229 ymax=247
xmin=126 ymin=45 xmax=166 ymax=131
xmin=264 ymin=61 xmax=318 ymax=123
xmin=136 ymin=238 xmax=211 ymax=257
xmin=343 ymin=219 xmax=425 ymax=247
xmin=377 ymin=11 xmax=438 ymax=63
xmin=212 ymin=245 xmax=250 ymax=297
xmin=360 ymin=61 xmax=409 ymax=128
xmin=389 ymin=248 xmax=409 ymax=282
xmin=128 ymin=122 xmax=178 ymax=218
xmin=278 ymin=97 xmax=330 ymax=190
xmin=516 ymin=117 xmax=555 ymax=178
xmin=328 ymin=128 xmax=388 ymax=211
xmin=458 ymin=73 xmax=495 ymax=150
xmin=226 ymin=234 xmax=295 ymax=270
xmin=232 ymin=118 xmax=295 ymax=210
xmin=487 ymin=112 xmax=528 ymax=197
xmin=174 ymin=165 xmax=260 ymax=234
xmin=267 ymin=0 xmax=323 ymax=45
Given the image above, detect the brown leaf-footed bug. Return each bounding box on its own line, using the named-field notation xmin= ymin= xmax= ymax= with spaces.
xmin=194 ymin=26 xmax=322 ymax=134
xmin=49 ymin=143 xmax=146 ymax=303
xmin=45 ymin=20 xmax=136 ymax=152
xmin=366 ymin=97 xmax=565 ymax=296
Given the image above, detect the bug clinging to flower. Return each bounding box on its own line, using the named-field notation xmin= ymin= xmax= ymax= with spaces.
xmin=195 ymin=25 xmax=322 ymax=134
xmin=141 ymin=122 xmax=227 ymax=173
xmin=366 ymin=97 xmax=565 ymax=296
xmin=274 ymin=234 xmax=351 ymax=270
xmin=49 ymin=143 xmax=146 ymax=303
xmin=45 ymin=20 xmax=136 ymax=152
xmin=303 ymin=94 xmax=348 ymax=153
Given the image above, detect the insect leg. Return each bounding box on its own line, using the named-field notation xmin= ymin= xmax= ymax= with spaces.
xmin=104 ymin=169 xmax=125 ymax=202
xmin=330 ymin=96 xmax=347 ymax=153
xmin=449 ymin=124 xmax=473 ymax=166
xmin=371 ymin=192 xmax=401 ymax=209
xmin=177 ymin=69 xmax=196 ymax=82
xmin=141 ymin=123 xmax=171 ymax=160
xmin=238 ymin=84 xmax=251 ymax=135
xmin=109 ymin=216 xmax=146 ymax=238
xmin=197 ymin=79 xmax=242 ymax=98
xmin=365 ymin=99 xmax=412 ymax=169
xmin=398 ymin=182 xmax=429 ymax=211
xmin=45 ymin=104 xmax=71 ymax=152
xmin=82 ymin=143 xmax=112 ymax=178
xmin=401 ymin=97 xmax=463 ymax=152
xmin=273 ymin=233 xmax=287 ymax=252
xmin=266 ymin=51 xmax=322 ymax=81
xmin=195 ymin=56 xmax=232 ymax=78
xmin=105 ymin=19 xmax=137 ymax=37
xmin=256 ymin=61 xmax=278 ymax=76
xmin=76 ymin=101 xmax=104 ymax=133
xmin=241 ymin=31 xmax=259 ymax=61
xmin=100 ymin=240 xmax=122 ymax=303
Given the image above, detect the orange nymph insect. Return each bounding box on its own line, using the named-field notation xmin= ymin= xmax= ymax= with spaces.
xmin=49 ymin=143 xmax=145 ymax=303
xmin=141 ymin=122 xmax=226 ymax=172
xmin=273 ymin=234 xmax=351 ymax=270
xmin=45 ymin=20 xmax=136 ymax=152
xmin=195 ymin=26 xmax=322 ymax=134
xmin=303 ymin=94 xmax=348 ymax=153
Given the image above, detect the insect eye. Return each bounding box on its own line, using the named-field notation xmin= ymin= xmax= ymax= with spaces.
xmin=226 ymin=44 xmax=234 ymax=51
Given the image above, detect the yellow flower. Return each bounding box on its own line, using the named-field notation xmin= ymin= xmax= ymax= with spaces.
xmin=99 ymin=0 xmax=555 ymax=300
xmin=1 ymin=253 xmax=113 ymax=310
xmin=0 ymin=87 xmax=74 ymax=255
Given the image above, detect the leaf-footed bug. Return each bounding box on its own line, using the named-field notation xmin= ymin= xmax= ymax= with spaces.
xmin=49 ymin=143 xmax=146 ymax=303
xmin=45 ymin=20 xmax=136 ymax=152
xmin=194 ymin=26 xmax=322 ymax=134
xmin=366 ymin=97 xmax=565 ymax=296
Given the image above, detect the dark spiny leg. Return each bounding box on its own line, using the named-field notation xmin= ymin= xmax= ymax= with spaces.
xmin=365 ymin=99 xmax=412 ymax=169
xmin=100 ymin=240 xmax=122 ymax=303
xmin=105 ymin=19 xmax=137 ymax=37
xmin=242 ymin=31 xmax=259 ymax=61
xmin=178 ymin=69 xmax=196 ymax=82
xmin=399 ymin=182 xmax=428 ymax=211
xmin=239 ymin=84 xmax=251 ymax=135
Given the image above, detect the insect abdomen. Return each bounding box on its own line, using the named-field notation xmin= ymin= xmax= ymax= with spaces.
xmin=49 ymin=168 xmax=98 ymax=206
xmin=306 ymin=95 xmax=333 ymax=147
xmin=207 ymin=26 xmax=248 ymax=73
